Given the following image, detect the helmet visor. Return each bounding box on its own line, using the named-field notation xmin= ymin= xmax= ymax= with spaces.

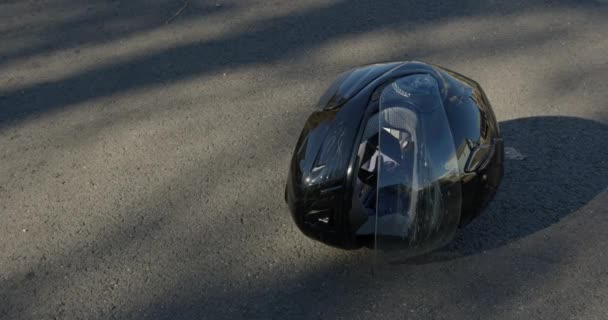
xmin=355 ymin=74 xmax=462 ymax=257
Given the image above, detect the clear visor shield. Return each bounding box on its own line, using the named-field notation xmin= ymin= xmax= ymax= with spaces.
xmin=356 ymin=74 xmax=462 ymax=258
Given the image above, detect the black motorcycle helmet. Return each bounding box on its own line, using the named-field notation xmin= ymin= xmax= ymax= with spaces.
xmin=285 ymin=61 xmax=503 ymax=255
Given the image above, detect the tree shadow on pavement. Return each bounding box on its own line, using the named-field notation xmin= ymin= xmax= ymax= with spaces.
xmin=0 ymin=0 xmax=234 ymax=66
xmin=1 ymin=0 xmax=601 ymax=128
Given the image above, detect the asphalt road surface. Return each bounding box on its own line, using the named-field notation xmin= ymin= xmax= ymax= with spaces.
xmin=1 ymin=1 xmax=607 ymax=319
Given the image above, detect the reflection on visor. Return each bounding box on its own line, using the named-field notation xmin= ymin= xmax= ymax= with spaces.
xmin=355 ymin=74 xmax=462 ymax=255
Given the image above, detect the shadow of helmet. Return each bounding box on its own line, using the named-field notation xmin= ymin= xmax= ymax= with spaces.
xmin=394 ymin=115 xmax=608 ymax=264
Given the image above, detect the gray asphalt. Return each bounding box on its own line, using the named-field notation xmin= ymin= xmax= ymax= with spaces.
xmin=1 ymin=0 xmax=607 ymax=319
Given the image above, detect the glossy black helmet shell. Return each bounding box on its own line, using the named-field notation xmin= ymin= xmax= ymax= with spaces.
xmin=285 ymin=61 xmax=503 ymax=251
